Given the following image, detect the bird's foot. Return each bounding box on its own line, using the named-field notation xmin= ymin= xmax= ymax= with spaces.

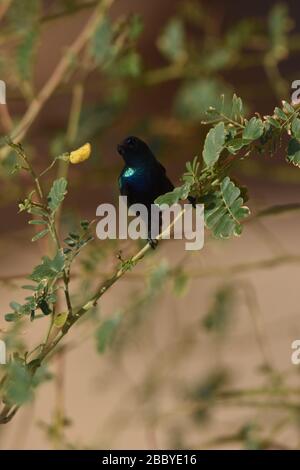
xmin=148 ymin=238 xmax=158 ymax=250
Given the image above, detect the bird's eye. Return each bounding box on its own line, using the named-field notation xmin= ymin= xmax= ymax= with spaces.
xmin=126 ymin=137 xmax=137 ymax=148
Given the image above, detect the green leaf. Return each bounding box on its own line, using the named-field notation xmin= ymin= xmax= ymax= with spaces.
xmin=157 ymin=18 xmax=186 ymax=62
xmin=80 ymin=220 xmax=90 ymax=230
xmin=4 ymin=361 xmax=51 ymax=406
xmin=239 ymin=423 xmax=262 ymax=450
xmin=29 ymin=206 xmax=48 ymax=217
xmin=225 ymin=18 xmax=257 ymax=50
xmin=148 ymin=261 xmax=169 ymax=292
xmin=22 ymin=285 xmax=37 ymax=291
xmin=128 ymin=14 xmax=144 ymax=40
xmin=282 ymin=101 xmax=294 ymax=114
xmin=203 ymin=285 xmax=235 ymax=333
xmin=16 ymin=28 xmax=39 ymax=81
xmin=31 ymin=365 xmax=52 ymax=387
xmin=28 ymin=219 xmax=47 ymax=225
xmin=5 ymin=313 xmax=20 ymax=322
xmin=5 ymin=362 xmax=33 ymax=405
xmin=204 ymin=177 xmax=250 ymax=239
xmin=242 ymin=117 xmax=264 ymax=141
xmin=190 ymin=370 xmax=228 ymax=403
xmin=9 ymin=301 xmax=21 ymax=311
xmin=31 ymin=229 xmax=49 ymax=242
xmin=69 ymin=232 xmax=80 ymax=240
xmin=113 ymin=51 xmax=141 ymax=77
xmin=173 ymin=271 xmax=189 ymax=297
xmin=268 ymin=4 xmax=290 ymax=57
xmin=51 ymin=250 xmax=65 ymax=272
xmin=274 ymin=107 xmax=287 ymax=121
xmin=47 ymin=177 xmax=67 ymax=213
xmin=95 ymin=314 xmax=121 ymax=353
xmin=30 ymin=260 xmax=54 ymax=281
xmin=231 ymin=94 xmax=243 ymax=121
xmin=89 ymin=17 xmax=113 ymax=65
xmin=8 ymin=0 xmax=41 ymax=33
xmin=266 ymin=116 xmax=281 ymax=129
xmin=155 ymin=183 xmax=191 ymax=207
xmin=226 ymin=138 xmax=248 ymax=154
xmin=47 ymin=293 xmax=57 ymax=304
xmin=291 ymin=118 xmax=300 ymax=140
xmin=175 ymin=79 xmax=232 ymax=121
xmin=30 ymin=250 xmax=65 ymax=282
xmin=287 ymin=138 xmax=300 ymax=167
xmin=202 ymin=122 xmax=225 ymax=166
xmin=202 ymin=48 xmax=232 ymax=73
xmin=2 ymin=151 xmax=18 ymax=175
xmin=183 ymin=156 xmax=200 ymax=183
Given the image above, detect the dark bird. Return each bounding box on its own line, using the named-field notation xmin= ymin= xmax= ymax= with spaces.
xmin=117 ymin=136 xmax=174 ymax=248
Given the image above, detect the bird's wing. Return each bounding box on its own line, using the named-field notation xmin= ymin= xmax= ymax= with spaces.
xmin=157 ymin=167 xmax=174 ymax=193
xmin=157 ymin=161 xmax=167 ymax=174
xmin=155 ymin=161 xmax=174 ymax=190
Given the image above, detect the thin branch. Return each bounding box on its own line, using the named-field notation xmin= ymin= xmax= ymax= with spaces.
xmin=66 ymin=83 xmax=84 ymax=146
xmin=0 ymin=105 xmax=13 ymax=134
xmin=0 ymin=0 xmax=12 ymax=22
xmin=187 ymin=254 xmax=300 ymax=279
xmin=40 ymin=1 xmax=99 ymax=24
xmin=39 ymin=208 xmax=187 ymax=360
xmin=0 ymin=206 xmax=186 ymax=424
xmin=0 ymin=0 xmax=115 ymax=161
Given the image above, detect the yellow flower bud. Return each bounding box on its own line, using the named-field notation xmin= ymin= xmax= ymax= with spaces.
xmin=54 ymin=311 xmax=68 ymax=328
xmin=69 ymin=143 xmax=91 ymax=164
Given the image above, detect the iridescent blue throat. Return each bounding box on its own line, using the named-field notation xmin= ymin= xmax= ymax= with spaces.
xmin=123 ymin=167 xmax=135 ymax=178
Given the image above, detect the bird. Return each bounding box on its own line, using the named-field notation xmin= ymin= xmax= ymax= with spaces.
xmin=117 ymin=136 xmax=175 ymax=248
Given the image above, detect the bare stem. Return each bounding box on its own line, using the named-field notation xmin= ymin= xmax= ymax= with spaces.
xmin=0 ymin=0 xmax=115 ymax=161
